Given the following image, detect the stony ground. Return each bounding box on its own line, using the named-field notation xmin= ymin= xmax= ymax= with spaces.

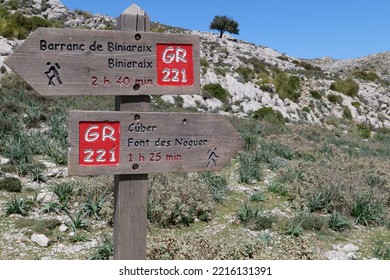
xmin=1 ymin=130 xmax=389 ymax=260
xmin=0 ymin=0 xmax=389 ymax=261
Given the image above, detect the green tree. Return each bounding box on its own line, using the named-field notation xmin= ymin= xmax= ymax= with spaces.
xmin=210 ymin=15 xmax=239 ymax=38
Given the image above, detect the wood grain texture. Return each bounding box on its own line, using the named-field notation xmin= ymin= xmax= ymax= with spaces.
xmin=113 ymin=174 xmax=148 ymax=260
xmin=113 ymin=5 xmax=150 ymax=260
xmin=4 ymin=28 xmax=200 ymax=96
xmin=68 ymin=111 xmax=244 ymax=176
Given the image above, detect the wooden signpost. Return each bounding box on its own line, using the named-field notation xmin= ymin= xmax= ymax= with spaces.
xmin=4 ymin=4 xmax=243 ymax=260
xmin=68 ymin=111 xmax=243 ymax=175
xmin=4 ymin=28 xmax=200 ymax=96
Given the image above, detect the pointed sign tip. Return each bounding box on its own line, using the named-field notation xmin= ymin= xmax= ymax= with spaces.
xmin=122 ymin=3 xmax=146 ymax=15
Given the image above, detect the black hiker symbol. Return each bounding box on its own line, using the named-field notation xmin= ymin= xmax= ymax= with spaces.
xmin=44 ymin=62 xmax=63 ymax=86
xmin=207 ymin=148 xmax=219 ymax=168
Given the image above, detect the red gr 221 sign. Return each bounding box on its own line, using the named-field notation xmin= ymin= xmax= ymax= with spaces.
xmin=156 ymin=44 xmax=194 ymax=86
xmin=79 ymin=122 xmax=120 ymax=166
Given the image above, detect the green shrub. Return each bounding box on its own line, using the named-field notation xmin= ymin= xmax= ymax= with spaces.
xmin=352 ymin=70 xmax=379 ymax=81
xmin=48 ymin=112 xmax=68 ymax=145
xmin=356 ymin=123 xmax=371 ymax=139
xmin=0 ymin=72 xmax=31 ymax=91
xmin=66 ymin=211 xmax=90 ymax=232
xmin=250 ymin=60 xmax=271 ymax=79
xmin=310 ymin=90 xmax=322 ymax=99
xmin=328 ymin=212 xmax=350 ymax=232
xmin=236 ymin=203 xmax=262 ymax=224
xmin=174 ymin=96 xmax=184 ymax=107
xmin=351 ymin=101 xmax=361 ymax=109
xmin=4 ymin=196 xmax=33 ymax=216
xmin=351 ymin=193 xmax=383 ymax=226
xmin=239 ymin=152 xmax=263 ymax=183
xmin=306 ymin=189 xmax=333 ymax=212
xmin=51 ymin=181 xmax=75 ymax=207
xmin=284 ymin=218 xmax=303 ymax=237
xmin=3 ymin=132 xmax=34 ymax=165
xmin=148 ymin=174 xmax=214 ymax=227
xmin=373 ymin=242 xmax=390 ymax=260
xmin=252 ymin=215 xmax=274 ymax=231
xmin=75 ymin=9 xmax=93 ymax=19
xmin=327 ymin=93 xmax=343 ymax=104
xmin=202 ymin=83 xmax=229 ymax=103
xmin=252 ymin=107 xmax=285 ymax=125
xmin=14 ymin=218 xmax=61 ymax=237
xmin=273 ymin=72 xmax=301 ymax=102
xmin=254 ymin=140 xmax=295 ymax=166
xmin=0 ymin=177 xmax=23 ymax=192
xmin=0 ymin=5 xmax=8 ymax=17
xmin=250 ymin=190 xmax=265 ymax=202
xmin=44 ymin=144 xmax=67 ymax=165
xmin=1 ymin=100 xmax=21 ymax=114
xmin=292 ymin=59 xmax=315 ymax=70
xmin=259 ymin=84 xmax=274 ymax=93
xmin=7 ymin=0 xmax=19 ymax=10
xmin=235 ymin=66 xmax=256 ymax=83
xmin=219 ymin=47 xmax=229 ymax=56
xmin=267 ymin=180 xmax=289 ymax=197
xmin=83 ymin=193 xmax=107 ymax=220
xmin=214 ymin=67 xmax=227 ymax=77
xmin=90 ymin=234 xmax=113 ymax=260
xmin=30 ymin=167 xmax=46 ymax=183
xmin=342 ymin=106 xmax=353 ymax=120
xmin=0 ymin=116 xmax=15 ymax=134
xmin=241 ymin=131 xmax=258 ymax=151
xmin=40 ymin=0 xmax=50 ymax=11
xmin=199 ymin=172 xmax=228 ymax=203
xmin=40 ymin=201 xmax=61 ymax=214
xmin=147 ymin=232 xmax=266 ymax=260
xmin=0 ymin=11 xmax=59 ymax=39
xmin=374 ymin=128 xmax=390 ymax=143
xmin=200 ymin=57 xmax=209 ymax=68
xmin=298 ymin=212 xmax=326 ymax=231
xmin=330 ymin=79 xmax=359 ymax=97
xmin=278 ymin=55 xmax=290 ymax=62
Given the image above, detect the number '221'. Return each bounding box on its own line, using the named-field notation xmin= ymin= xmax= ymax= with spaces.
xmin=161 ymin=68 xmax=187 ymax=82
xmin=84 ymin=149 xmax=116 ymax=163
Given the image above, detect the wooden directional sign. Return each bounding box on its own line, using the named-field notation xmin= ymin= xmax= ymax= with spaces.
xmin=68 ymin=111 xmax=243 ymax=175
xmin=4 ymin=27 xmax=200 ymax=96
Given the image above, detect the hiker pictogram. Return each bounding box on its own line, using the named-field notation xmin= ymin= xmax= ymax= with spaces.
xmin=45 ymin=62 xmax=63 ymax=86
xmin=207 ymin=148 xmax=219 ymax=168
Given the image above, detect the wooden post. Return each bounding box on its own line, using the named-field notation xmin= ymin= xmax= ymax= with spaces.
xmin=114 ymin=4 xmax=150 ymax=260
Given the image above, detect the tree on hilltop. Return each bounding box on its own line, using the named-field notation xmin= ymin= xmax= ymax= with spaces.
xmin=210 ymin=15 xmax=239 ymax=38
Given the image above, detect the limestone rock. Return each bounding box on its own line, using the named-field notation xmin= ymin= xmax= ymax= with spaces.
xmin=325 ymin=243 xmax=359 ymax=260
xmin=0 ymin=156 xmax=10 ymax=165
xmin=59 ymin=224 xmax=68 ymax=232
xmin=31 ymin=234 xmax=50 ymax=247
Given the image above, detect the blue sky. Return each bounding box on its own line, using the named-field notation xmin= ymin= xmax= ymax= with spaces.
xmin=61 ymin=0 xmax=390 ymax=60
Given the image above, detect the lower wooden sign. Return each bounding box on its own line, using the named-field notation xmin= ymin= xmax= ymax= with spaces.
xmin=68 ymin=111 xmax=243 ymax=175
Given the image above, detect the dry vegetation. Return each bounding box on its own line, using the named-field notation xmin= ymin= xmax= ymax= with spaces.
xmin=1 ymin=72 xmax=390 ymax=260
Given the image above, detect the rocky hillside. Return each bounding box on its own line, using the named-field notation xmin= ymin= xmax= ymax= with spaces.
xmin=1 ymin=0 xmax=390 ymax=261
xmin=1 ymin=0 xmax=390 ymax=130
xmin=198 ymin=33 xmax=390 ymax=129
xmin=0 ymin=0 xmax=115 ymax=27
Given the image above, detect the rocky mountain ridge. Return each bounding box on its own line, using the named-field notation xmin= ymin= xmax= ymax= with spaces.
xmin=1 ymin=0 xmax=390 ymax=129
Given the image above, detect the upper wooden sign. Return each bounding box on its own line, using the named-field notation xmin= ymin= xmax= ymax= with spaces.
xmin=68 ymin=111 xmax=243 ymax=175
xmin=4 ymin=28 xmax=200 ymax=96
